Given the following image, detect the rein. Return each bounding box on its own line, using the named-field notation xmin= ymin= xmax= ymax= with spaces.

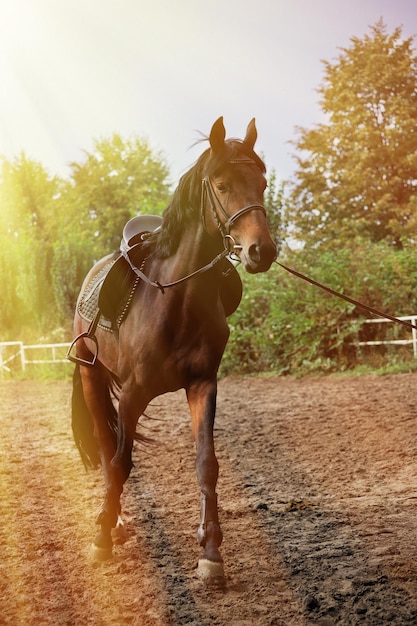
xmin=121 ymin=246 xmax=229 ymax=294
xmin=276 ymin=260 xmax=417 ymax=333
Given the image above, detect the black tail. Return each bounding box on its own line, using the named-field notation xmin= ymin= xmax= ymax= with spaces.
xmin=71 ymin=363 xmax=118 ymax=470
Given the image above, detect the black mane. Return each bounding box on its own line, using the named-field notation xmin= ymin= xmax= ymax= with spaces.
xmin=150 ymin=138 xmax=266 ymax=258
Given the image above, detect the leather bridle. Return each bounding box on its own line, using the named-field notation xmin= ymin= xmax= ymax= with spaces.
xmin=117 ymin=169 xmax=268 ymax=292
xmin=201 ymin=169 xmax=266 ymax=257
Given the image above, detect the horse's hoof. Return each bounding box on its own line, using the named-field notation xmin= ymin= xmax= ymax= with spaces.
xmin=197 ymin=559 xmax=225 ymax=583
xmin=89 ymin=543 xmax=113 ymax=561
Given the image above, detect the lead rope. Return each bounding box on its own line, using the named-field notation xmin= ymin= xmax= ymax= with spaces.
xmin=276 ymin=260 xmax=417 ymax=332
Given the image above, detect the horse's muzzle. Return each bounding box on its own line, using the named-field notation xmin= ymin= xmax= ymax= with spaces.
xmin=241 ymin=239 xmax=277 ymax=273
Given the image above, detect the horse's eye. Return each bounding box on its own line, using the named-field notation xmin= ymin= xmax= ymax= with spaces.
xmin=216 ymin=183 xmax=228 ymax=193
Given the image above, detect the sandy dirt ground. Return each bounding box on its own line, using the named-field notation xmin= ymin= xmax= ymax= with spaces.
xmin=2 ymin=373 xmax=417 ymax=625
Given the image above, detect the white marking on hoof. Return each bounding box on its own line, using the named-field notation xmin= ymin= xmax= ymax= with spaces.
xmin=197 ymin=558 xmax=225 ymax=582
xmin=112 ymin=516 xmax=127 ymax=545
xmin=89 ymin=543 xmax=113 ymax=561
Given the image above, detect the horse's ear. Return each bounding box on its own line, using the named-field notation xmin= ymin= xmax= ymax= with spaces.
xmin=244 ymin=118 xmax=257 ymax=150
xmin=209 ymin=116 xmax=226 ymax=153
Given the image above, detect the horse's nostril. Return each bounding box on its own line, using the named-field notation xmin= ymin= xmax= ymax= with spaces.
xmin=246 ymin=240 xmax=277 ymax=272
xmin=248 ymin=243 xmax=261 ymax=264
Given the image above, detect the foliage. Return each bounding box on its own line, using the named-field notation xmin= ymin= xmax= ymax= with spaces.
xmin=216 ymin=20 xmax=417 ymax=377
xmin=68 ymin=134 xmax=171 ymax=257
xmin=0 ymin=135 xmax=171 ymax=340
xmin=264 ymin=168 xmax=284 ymax=253
xmin=287 ymin=21 xmax=417 ymax=249
xmin=0 ymin=155 xmax=64 ymax=336
xmin=221 ymin=240 xmax=417 ymax=375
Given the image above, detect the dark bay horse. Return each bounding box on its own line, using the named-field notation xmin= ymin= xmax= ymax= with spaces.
xmin=70 ymin=117 xmax=277 ymax=580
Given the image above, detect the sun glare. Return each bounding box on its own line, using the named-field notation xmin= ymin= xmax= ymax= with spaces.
xmin=0 ymin=1 xmax=89 ymax=175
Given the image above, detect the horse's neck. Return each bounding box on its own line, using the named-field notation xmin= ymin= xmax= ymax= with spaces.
xmin=164 ymin=222 xmax=223 ymax=280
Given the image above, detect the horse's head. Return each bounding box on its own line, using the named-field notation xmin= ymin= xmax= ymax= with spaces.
xmin=202 ymin=117 xmax=277 ymax=273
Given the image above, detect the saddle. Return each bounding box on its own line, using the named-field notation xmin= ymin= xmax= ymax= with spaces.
xmin=77 ymin=216 xmax=161 ymax=331
xmin=98 ymin=215 xmax=162 ymax=322
xmin=77 ymin=214 xmax=242 ymax=332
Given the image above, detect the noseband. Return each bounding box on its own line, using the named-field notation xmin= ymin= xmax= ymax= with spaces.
xmin=201 ymin=170 xmax=266 ymax=255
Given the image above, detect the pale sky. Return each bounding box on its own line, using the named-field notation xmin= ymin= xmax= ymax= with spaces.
xmin=0 ymin=0 xmax=416 ymax=184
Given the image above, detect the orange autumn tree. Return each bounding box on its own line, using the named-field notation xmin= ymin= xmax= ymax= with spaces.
xmin=287 ymin=21 xmax=417 ymax=250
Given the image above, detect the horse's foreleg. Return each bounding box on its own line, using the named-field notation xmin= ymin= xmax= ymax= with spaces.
xmin=187 ymin=381 xmax=224 ymax=580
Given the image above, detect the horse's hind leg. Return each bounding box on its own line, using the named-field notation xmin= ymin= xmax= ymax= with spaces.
xmin=187 ymin=380 xmax=224 ymax=581
xmin=78 ymin=362 xmax=121 ymax=559
xmin=94 ymin=386 xmax=145 ymax=558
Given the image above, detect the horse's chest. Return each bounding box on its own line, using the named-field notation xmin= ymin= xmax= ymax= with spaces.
xmin=121 ymin=304 xmax=228 ymax=384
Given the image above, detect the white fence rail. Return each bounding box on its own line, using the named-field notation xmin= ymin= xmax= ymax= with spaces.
xmin=2 ymin=316 xmax=417 ymax=374
xmin=0 ymin=342 xmax=71 ymax=373
xmin=357 ymin=315 xmax=417 ymax=357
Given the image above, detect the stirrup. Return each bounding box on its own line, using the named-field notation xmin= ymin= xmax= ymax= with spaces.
xmin=66 ymin=332 xmax=98 ymax=367
xmin=66 ymin=309 xmax=100 ymax=367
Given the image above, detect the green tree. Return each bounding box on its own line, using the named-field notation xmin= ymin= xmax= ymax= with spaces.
xmin=0 ymin=154 xmax=63 ymax=241
xmin=222 ymin=239 xmax=417 ymax=376
xmin=264 ymin=168 xmax=284 ymax=253
xmin=69 ymin=134 xmax=171 ymax=256
xmin=287 ymin=21 xmax=417 ymax=249
xmin=0 ymin=155 xmax=64 ymax=337
xmin=0 ymin=135 xmax=171 ymax=340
